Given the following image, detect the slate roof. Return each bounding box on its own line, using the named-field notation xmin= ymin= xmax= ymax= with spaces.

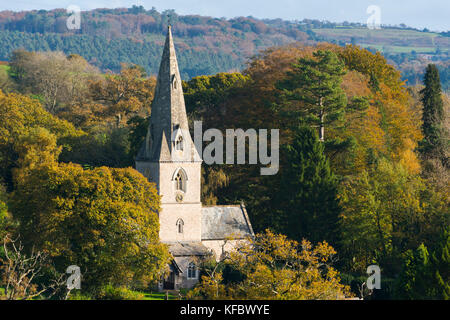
xmin=165 ymin=241 xmax=211 ymax=257
xmin=201 ymin=204 xmax=255 ymax=241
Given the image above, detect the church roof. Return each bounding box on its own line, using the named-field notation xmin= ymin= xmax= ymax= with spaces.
xmin=166 ymin=241 xmax=212 ymax=257
xmin=201 ymin=204 xmax=255 ymax=241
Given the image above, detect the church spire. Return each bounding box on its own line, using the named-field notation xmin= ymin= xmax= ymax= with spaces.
xmin=138 ymin=26 xmax=198 ymax=162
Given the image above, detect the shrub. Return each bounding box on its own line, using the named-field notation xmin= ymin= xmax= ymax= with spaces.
xmin=67 ymin=291 xmax=92 ymax=300
xmin=97 ymin=285 xmax=145 ymax=300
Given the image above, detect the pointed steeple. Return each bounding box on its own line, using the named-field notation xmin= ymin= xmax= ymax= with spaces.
xmin=138 ymin=26 xmax=199 ymax=162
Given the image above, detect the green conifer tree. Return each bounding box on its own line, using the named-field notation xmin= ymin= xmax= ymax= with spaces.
xmin=277 ymin=50 xmax=347 ymax=141
xmin=276 ymin=126 xmax=341 ymax=245
xmin=420 ymin=64 xmax=447 ymax=166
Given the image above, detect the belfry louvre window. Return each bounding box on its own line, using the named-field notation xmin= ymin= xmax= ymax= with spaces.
xmin=175 ymin=135 xmax=184 ymax=151
xmin=174 ymin=168 xmax=187 ymax=192
xmin=187 ymin=262 xmax=197 ymax=279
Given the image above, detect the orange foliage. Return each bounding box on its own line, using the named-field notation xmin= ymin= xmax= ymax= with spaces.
xmin=239 ymin=43 xmax=422 ymax=173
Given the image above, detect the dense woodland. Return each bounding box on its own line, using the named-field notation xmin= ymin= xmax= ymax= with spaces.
xmin=0 ymin=7 xmax=448 ymax=89
xmin=0 ymin=11 xmax=449 ymax=300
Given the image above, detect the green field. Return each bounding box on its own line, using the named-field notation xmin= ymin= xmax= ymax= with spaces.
xmin=312 ymin=28 xmax=449 ymax=54
xmin=358 ymin=43 xmax=438 ymax=53
xmin=313 ymin=28 xmax=440 ymax=39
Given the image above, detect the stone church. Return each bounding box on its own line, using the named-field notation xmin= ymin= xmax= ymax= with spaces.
xmin=136 ymin=26 xmax=254 ymax=290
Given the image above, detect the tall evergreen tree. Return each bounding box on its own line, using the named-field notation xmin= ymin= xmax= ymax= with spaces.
xmin=419 ymin=64 xmax=447 ymax=166
xmin=429 ymin=229 xmax=450 ymax=299
xmin=395 ymin=231 xmax=450 ymax=300
xmin=276 ymin=126 xmax=341 ymax=245
xmin=277 ymin=50 xmax=347 ymax=141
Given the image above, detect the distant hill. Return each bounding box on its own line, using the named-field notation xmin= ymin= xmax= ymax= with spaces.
xmin=0 ymin=6 xmax=448 ymax=89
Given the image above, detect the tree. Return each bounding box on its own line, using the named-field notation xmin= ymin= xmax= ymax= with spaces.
xmin=201 ymin=167 xmax=229 ymax=206
xmin=183 ymin=72 xmax=249 ymax=125
xmin=0 ymin=184 xmax=11 ymax=240
xmin=59 ymin=126 xmax=133 ymax=169
xmin=0 ymin=90 xmax=81 ymax=189
xmin=89 ymin=63 xmax=156 ymax=126
xmin=8 ymin=50 xmax=100 ymax=114
xmin=419 ymin=64 xmax=448 ymax=167
xmin=1 ymin=234 xmax=48 ymax=300
xmin=395 ymin=230 xmax=450 ymax=300
xmin=339 ymin=158 xmax=448 ymax=274
xmin=0 ymin=65 xmax=15 ymax=93
xmin=277 ymin=50 xmax=347 ymax=141
xmin=10 ymin=156 xmax=170 ymax=291
xmin=276 ymin=126 xmax=341 ymax=245
xmin=8 ymin=49 xmax=34 ymax=85
xmin=0 ymin=234 xmax=72 ymax=300
xmin=188 ymin=230 xmax=351 ymax=300
xmin=430 ymin=229 xmax=450 ymax=299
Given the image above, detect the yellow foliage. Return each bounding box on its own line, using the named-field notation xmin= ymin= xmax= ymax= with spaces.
xmin=10 ymin=161 xmax=170 ymax=289
xmin=190 ymin=230 xmax=351 ymax=300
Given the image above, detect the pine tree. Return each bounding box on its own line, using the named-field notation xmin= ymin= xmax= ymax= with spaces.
xmin=277 ymin=126 xmax=341 ymax=245
xmin=420 ymin=64 xmax=447 ymax=166
xmin=277 ymin=50 xmax=347 ymax=141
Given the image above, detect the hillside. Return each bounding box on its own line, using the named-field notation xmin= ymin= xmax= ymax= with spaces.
xmin=0 ymin=6 xmax=448 ymax=88
xmin=311 ymin=27 xmax=449 ymax=51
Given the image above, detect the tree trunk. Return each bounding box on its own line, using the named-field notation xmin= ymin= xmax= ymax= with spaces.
xmin=319 ymin=97 xmax=325 ymax=142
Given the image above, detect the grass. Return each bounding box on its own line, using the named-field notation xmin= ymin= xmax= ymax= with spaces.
xmin=358 ymin=43 xmax=440 ymax=54
xmin=141 ymin=292 xmax=176 ymax=300
xmin=312 ymin=28 xmax=440 ymax=39
xmin=311 ymin=27 xmax=449 ymax=54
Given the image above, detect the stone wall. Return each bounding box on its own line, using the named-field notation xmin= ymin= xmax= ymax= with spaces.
xmin=202 ymin=239 xmax=248 ymax=261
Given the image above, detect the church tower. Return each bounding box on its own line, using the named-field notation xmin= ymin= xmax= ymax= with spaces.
xmin=136 ymin=26 xmax=202 ymax=243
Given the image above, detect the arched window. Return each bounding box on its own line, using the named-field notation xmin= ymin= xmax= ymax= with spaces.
xmin=176 ymin=219 xmax=184 ymax=234
xmin=175 ymin=172 xmax=183 ymax=191
xmin=173 ymin=168 xmax=187 ymax=193
xmin=187 ymin=262 xmax=197 ymax=279
xmin=175 ymin=135 xmax=184 ymax=151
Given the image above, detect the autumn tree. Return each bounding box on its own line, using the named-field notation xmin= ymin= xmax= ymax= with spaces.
xmin=89 ymin=63 xmax=156 ymax=126
xmin=10 ymin=134 xmax=170 ymax=290
xmin=9 ymin=51 xmax=99 ymax=114
xmin=189 ymin=230 xmax=351 ymax=300
xmin=337 ymin=45 xmax=422 ymax=174
xmin=276 ymin=50 xmax=347 ymax=141
xmin=0 ymin=90 xmax=81 ymax=189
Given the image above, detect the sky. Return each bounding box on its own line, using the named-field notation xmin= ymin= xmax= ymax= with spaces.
xmin=1 ymin=0 xmax=449 ymax=32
